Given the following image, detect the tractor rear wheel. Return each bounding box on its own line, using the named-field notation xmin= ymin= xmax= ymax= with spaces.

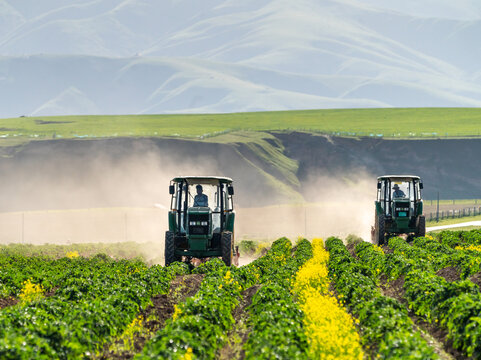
xmin=374 ymin=213 xmax=385 ymax=245
xmin=165 ymin=231 xmax=177 ymax=266
xmin=416 ymin=215 xmax=426 ymax=237
xmin=221 ymin=232 xmax=233 ymax=266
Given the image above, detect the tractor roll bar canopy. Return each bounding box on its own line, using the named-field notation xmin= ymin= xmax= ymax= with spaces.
xmin=171 ymin=176 xmax=233 ymax=185
xmin=377 ymin=175 xmax=421 ymax=181
xmin=377 ymin=175 xmax=423 ymax=191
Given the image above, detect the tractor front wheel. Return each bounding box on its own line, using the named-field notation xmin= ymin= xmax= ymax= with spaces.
xmin=416 ymin=216 xmax=426 ymax=237
xmin=165 ymin=231 xmax=177 ymax=266
xmin=374 ymin=213 xmax=385 ymax=245
xmin=221 ymin=231 xmax=233 ymax=266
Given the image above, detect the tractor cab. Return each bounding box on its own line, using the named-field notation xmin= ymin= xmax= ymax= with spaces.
xmin=165 ymin=176 xmax=238 ymax=266
xmin=373 ymin=175 xmax=425 ymax=245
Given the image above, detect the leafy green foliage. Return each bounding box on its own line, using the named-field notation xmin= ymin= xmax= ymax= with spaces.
xmin=245 ymin=284 xmax=308 ymax=360
xmin=0 ymin=255 xmax=188 ymax=358
xmin=436 ymin=229 xmax=481 ymax=248
xmin=325 ymin=237 xmax=438 ymax=359
xmin=138 ymin=238 xmax=312 ymax=360
xmin=139 ymin=259 xmax=241 ymax=359
xmin=371 ymin=236 xmax=481 ymax=357
xmin=382 ymin=236 xmax=481 ymax=280
xmin=243 ymin=238 xmax=312 ymax=360
xmin=0 ymin=242 xmax=161 ymax=262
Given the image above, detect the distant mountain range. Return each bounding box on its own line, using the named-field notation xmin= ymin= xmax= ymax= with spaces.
xmin=1 ymin=0 xmax=480 ymax=117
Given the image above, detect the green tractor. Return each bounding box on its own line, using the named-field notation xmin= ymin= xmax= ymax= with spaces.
xmin=165 ymin=176 xmax=239 ymax=266
xmin=372 ymin=175 xmax=425 ymax=245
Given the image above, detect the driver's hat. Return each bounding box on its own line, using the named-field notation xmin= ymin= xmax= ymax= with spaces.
xmin=393 ymin=184 xmax=400 ymax=189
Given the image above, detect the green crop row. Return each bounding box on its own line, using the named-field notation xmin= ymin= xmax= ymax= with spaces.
xmin=412 ymin=236 xmax=481 ymax=278
xmin=371 ymin=237 xmax=481 ymax=357
xmin=0 ymin=256 xmax=189 ymax=359
xmin=138 ymin=237 xmax=311 ymax=360
xmin=0 ymin=242 xmax=158 ymax=261
xmin=386 ymin=236 xmax=481 ymax=280
xmin=0 ymin=253 xmax=174 ymax=298
xmin=0 ymin=254 xmax=87 ymax=297
xmin=244 ymin=284 xmax=307 ymax=360
xmin=373 ymin=236 xmax=481 ymax=281
xmin=243 ymin=239 xmax=313 ymax=360
xmin=325 ymin=237 xmax=438 ymax=359
xmin=137 ymin=258 xmax=244 ymax=360
xmin=436 ymin=229 xmax=481 ymax=248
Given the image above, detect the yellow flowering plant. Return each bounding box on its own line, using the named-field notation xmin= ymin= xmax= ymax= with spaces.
xmin=66 ymin=250 xmax=79 ymax=258
xmin=19 ymin=279 xmax=44 ymax=303
xmin=293 ymin=238 xmax=364 ymax=360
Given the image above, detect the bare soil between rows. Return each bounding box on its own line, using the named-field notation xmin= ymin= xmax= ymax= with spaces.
xmin=468 ymin=272 xmax=481 ymax=289
xmin=346 ymin=241 xmax=359 ymax=259
xmin=0 ymin=287 xmax=57 ymax=310
xmin=436 ymin=266 xmax=461 ymax=282
xmin=99 ymin=273 xmax=204 ymax=360
xmin=0 ymin=297 xmax=18 ymax=309
xmin=217 ymin=285 xmax=260 ymax=360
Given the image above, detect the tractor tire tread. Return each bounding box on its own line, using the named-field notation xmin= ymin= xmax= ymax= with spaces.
xmin=416 ymin=215 xmax=426 ymax=237
xmin=165 ymin=231 xmax=176 ymax=266
xmin=222 ymin=232 xmax=233 ymax=267
xmin=376 ymin=213 xmax=386 ymax=245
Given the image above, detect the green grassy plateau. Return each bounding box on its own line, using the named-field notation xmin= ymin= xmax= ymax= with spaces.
xmin=1 ymin=108 xmax=481 ymax=145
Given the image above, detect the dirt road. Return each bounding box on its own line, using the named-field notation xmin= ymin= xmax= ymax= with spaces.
xmin=427 ymin=221 xmax=481 ymax=232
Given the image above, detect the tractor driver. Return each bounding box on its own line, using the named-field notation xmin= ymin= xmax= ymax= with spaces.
xmin=193 ymin=184 xmax=208 ymax=207
xmin=392 ymin=184 xmax=406 ymax=198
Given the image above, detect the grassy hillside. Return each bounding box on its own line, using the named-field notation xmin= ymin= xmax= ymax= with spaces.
xmin=1 ymin=108 xmax=481 ymax=145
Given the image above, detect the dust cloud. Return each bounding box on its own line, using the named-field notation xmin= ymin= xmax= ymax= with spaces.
xmin=236 ymin=170 xmax=375 ymax=242
xmin=0 ymin=143 xmax=211 ymax=212
xmin=237 ymin=256 xmax=258 ymax=266
xmin=301 ymin=170 xmax=375 ymax=241
xmin=0 ymin=141 xmax=223 ymax=255
xmin=0 ymin=139 xmax=376 ymax=254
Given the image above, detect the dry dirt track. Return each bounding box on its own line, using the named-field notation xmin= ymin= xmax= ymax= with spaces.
xmin=427 ymin=221 xmax=481 ymax=232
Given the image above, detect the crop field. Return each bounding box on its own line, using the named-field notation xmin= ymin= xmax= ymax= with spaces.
xmin=2 ymin=108 xmax=481 ymax=145
xmin=2 ymin=230 xmax=481 ymax=359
